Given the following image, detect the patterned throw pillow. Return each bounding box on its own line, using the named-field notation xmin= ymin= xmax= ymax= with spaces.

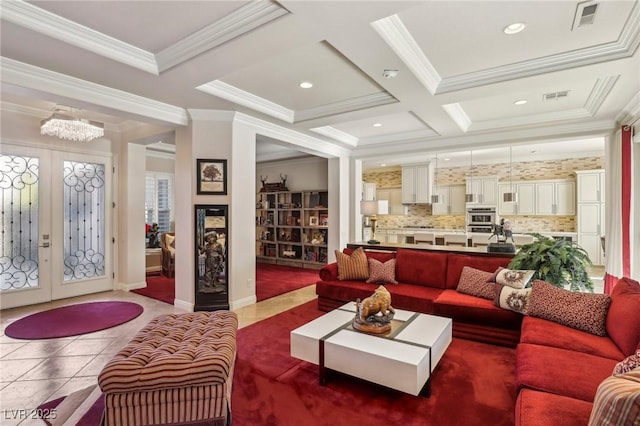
xmin=456 ymin=266 xmax=497 ymax=300
xmin=366 ymin=258 xmax=397 ymax=284
xmin=527 ymin=280 xmax=612 ymax=336
xmin=494 ymin=285 xmax=532 ymax=314
xmin=494 ymin=268 xmax=535 ymax=289
xmin=335 ymin=247 xmax=369 ymax=280
xmin=614 ymin=349 xmax=640 ymax=376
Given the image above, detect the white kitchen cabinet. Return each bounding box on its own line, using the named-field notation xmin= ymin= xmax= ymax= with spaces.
xmin=432 ymin=185 xmax=466 ymax=215
xmin=466 ymin=176 xmax=498 ymax=206
xmin=377 ymin=188 xmax=406 ymax=215
xmin=535 ymin=180 xmax=575 ymax=216
xmin=576 ymin=169 xmax=605 ymax=203
xmin=363 ymin=182 xmax=377 ymax=201
xmin=402 ymin=164 xmax=432 ymax=204
xmin=576 ymin=170 xmax=605 ymax=265
xmin=498 ymin=182 xmax=535 ymax=215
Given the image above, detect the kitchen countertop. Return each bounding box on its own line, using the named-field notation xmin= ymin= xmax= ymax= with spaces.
xmin=377 ymin=227 xmax=577 ymax=238
xmin=347 ymin=241 xmax=516 ymax=257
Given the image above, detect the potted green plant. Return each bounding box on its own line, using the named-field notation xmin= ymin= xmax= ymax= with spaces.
xmin=508 ymin=233 xmax=594 ymax=292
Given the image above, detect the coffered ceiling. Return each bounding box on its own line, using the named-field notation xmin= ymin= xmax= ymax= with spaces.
xmin=1 ymin=1 xmax=638 ymax=168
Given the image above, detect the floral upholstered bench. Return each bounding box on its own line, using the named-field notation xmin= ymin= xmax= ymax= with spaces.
xmin=98 ymin=311 xmax=238 ymax=426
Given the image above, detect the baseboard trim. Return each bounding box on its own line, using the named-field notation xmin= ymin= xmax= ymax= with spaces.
xmin=174 ymin=298 xmax=193 ymax=312
xmin=120 ymin=280 xmax=146 ymax=291
xmin=231 ymin=295 xmax=256 ymax=310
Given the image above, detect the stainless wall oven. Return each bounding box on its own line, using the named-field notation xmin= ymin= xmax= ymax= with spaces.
xmin=466 ymin=207 xmax=497 ymax=233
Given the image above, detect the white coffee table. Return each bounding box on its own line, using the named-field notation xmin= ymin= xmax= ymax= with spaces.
xmin=290 ymin=303 xmax=452 ymax=396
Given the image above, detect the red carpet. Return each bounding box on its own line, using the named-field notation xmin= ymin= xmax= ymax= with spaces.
xmin=5 ymin=302 xmax=143 ymax=340
xmin=132 ymin=263 xmax=318 ymax=305
xmin=232 ymin=300 xmax=517 ymax=425
xmin=39 ymin=301 xmax=516 ymax=425
xmin=132 ymin=274 xmax=175 ymax=304
xmin=256 ymin=263 xmax=318 ymax=302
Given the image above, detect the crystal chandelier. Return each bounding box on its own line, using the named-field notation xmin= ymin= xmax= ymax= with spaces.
xmin=41 ymin=112 xmax=104 ymax=142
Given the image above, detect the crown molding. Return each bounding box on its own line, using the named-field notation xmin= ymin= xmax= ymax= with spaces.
xmin=309 ymin=126 xmax=359 ymax=146
xmin=470 ymin=109 xmax=592 ymax=132
xmin=584 ymin=75 xmax=620 ymax=115
xmin=197 ymin=80 xmax=295 ymax=123
xmin=615 ymin=90 xmax=640 ymax=125
xmin=353 ymin=119 xmax=616 ymax=159
xmin=442 ymin=103 xmax=472 ymax=132
xmin=187 ymin=109 xmax=237 ymax=122
xmin=1 ymin=0 xmax=158 ymax=74
xmin=156 ymin=0 xmax=289 ymax=72
xmin=234 ymin=112 xmax=350 ymax=158
xmin=0 ymin=57 xmax=188 ymax=126
xmin=359 ymin=128 xmax=440 ymax=146
xmin=0 ymin=100 xmax=47 ymax=118
xmin=294 ymin=92 xmax=398 ymax=122
xmin=374 ymin=5 xmax=640 ymax=95
xmin=371 ymin=14 xmax=441 ymax=95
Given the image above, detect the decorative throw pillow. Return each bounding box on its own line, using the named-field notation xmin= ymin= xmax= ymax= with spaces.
xmin=494 ymin=268 xmax=535 ymax=289
xmin=487 ymin=266 xmax=505 ymax=283
xmin=335 ymin=247 xmax=369 ymax=280
xmin=614 ymin=349 xmax=640 ymax=376
xmin=494 ymin=285 xmax=532 ymax=314
xmin=456 ymin=266 xmax=497 ymax=300
xmin=366 ymin=258 xmax=397 ymax=284
xmin=527 ymin=280 xmax=612 ymax=336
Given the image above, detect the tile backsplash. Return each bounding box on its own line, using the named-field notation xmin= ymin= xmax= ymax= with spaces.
xmin=364 ymin=156 xmax=603 ymax=232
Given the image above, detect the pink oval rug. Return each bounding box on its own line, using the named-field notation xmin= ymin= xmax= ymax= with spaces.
xmin=5 ymin=301 xmax=144 ymax=339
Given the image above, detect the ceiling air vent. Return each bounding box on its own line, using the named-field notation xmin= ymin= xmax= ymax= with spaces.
xmin=572 ymin=1 xmax=599 ymax=30
xmin=543 ymin=91 xmax=570 ymax=101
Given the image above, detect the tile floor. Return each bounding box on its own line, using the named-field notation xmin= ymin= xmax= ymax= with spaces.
xmin=0 ymin=284 xmax=317 ymax=426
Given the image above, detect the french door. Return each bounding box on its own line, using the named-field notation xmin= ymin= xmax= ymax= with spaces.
xmin=1 ymin=144 xmax=113 ymax=309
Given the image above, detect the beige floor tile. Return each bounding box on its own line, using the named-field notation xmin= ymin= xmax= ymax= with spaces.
xmin=1 ymin=339 xmax=74 ymax=360
xmin=0 ymin=342 xmax=27 ymax=358
xmin=0 ymin=378 xmax=68 ymax=414
xmin=75 ymin=354 xmax=113 ymax=377
xmin=0 ymin=359 xmax=44 ymax=382
xmin=53 ymin=339 xmax=114 ymax=357
xmin=46 ymin=376 xmax=99 ymax=401
xmin=19 ymin=356 xmax=94 ymax=381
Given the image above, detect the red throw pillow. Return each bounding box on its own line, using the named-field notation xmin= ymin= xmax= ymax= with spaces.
xmin=366 ymin=258 xmax=397 ymax=285
xmin=527 ymin=280 xmax=611 ymax=336
xmin=456 ymin=266 xmax=496 ymax=300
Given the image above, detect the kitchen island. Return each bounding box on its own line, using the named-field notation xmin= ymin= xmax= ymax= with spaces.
xmin=346 ymin=241 xmax=516 ymax=258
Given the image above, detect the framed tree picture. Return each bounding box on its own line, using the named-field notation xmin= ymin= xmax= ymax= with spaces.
xmin=197 ymin=159 xmax=227 ymax=195
xmin=194 ymin=204 xmax=229 ymax=311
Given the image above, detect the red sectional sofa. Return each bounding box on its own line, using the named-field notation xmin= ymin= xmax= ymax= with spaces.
xmin=515 ymin=277 xmax=640 ymax=426
xmin=316 ymin=247 xmax=519 ymax=346
xmin=316 ymin=247 xmax=640 ymax=425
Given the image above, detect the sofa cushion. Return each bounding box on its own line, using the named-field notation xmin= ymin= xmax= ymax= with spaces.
xmin=315 ymin=280 xmax=442 ymax=314
xmin=520 ymin=316 xmax=625 ymax=360
xmin=434 ymin=289 xmax=523 ymax=330
xmin=395 ymin=249 xmax=448 ymax=288
xmin=516 ymin=343 xmax=618 ymax=402
xmin=456 ymin=266 xmax=496 ymax=300
xmin=445 ymin=254 xmax=511 ymax=289
xmin=335 ymin=247 xmax=369 ymax=280
xmin=515 ymin=389 xmax=593 ymax=426
xmin=494 ymin=269 xmax=535 ymax=289
xmin=614 ymin=349 xmax=640 ymax=375
xmin=527 ymin=280 xmax=611 ymax=336
xmin=494 ymin=285 xmax=531 ymax=314
xmin=588 ymin=368 xmax=640 ymax=426
xmin=606 ymin=277 xmax=640 ymax=356
xmin=319 ymin=262 xmax=339 ymax=281
xmin=366 ymin=258 xmax=397 ymax=284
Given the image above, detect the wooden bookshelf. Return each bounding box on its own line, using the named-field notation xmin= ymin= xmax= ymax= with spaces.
xmin=256 ymin=190 xmax=328 ymax=269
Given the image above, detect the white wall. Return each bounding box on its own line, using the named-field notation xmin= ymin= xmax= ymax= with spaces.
xmin=256 ymin=156 xmax=328 ymax=192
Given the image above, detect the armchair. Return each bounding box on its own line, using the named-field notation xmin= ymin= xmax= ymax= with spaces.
xmin=160 ymin=232 xmax=175 ymax=277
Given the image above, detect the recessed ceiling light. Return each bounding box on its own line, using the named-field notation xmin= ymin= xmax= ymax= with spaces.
xmin=299 ymin=81 xmax=313 ymax=89
xmin=380 ymin=163 xmax=387 ymax=167
xmin=443 ymin=158 xmax=450 ymax=161
xmin=514 ymin=99 xmax=528 ymax=105
xmin=373 ymin=123 xmax=382 ymax=127
xmin=503 ymin=22 xmax=526 ymax=35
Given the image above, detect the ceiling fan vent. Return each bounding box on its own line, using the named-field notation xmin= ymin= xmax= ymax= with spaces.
xmin=543 ymin=91 xmax=570 ymax=101
xmin=572 ymin=1 xmax=599 ymax=30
